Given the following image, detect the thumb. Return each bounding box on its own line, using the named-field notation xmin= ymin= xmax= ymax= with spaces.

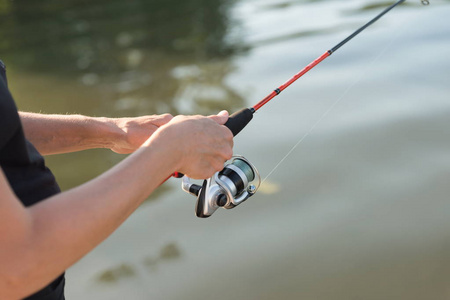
xmin=209 ymin=110 xmax=229 ymax=125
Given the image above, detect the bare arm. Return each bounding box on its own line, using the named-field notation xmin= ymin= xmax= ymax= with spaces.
xmin=19 ymin=112 xmax=173 ymax=155
xmin=0 ymin=112 xmax=233 ymax=299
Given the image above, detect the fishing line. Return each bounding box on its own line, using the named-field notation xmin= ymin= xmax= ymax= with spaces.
xmin=177 ymin=0 xmax=429 ymax=218
xmin=262 ymin=19 xmax=409 ymax=184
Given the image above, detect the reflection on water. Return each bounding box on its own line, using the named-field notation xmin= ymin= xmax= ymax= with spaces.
xmin=0 ymin=0 xmax=237 ymax=72
xmin=1 ymin=0 xmax=245 ymax=119
xmin=96 ymin=242 xmax=182 ymax=284
xmin=97 ymin=263 xmax=137 ymax=284
xmin=2 ymin=0 xmax=450 ymax=299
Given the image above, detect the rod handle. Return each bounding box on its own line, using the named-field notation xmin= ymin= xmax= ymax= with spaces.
xmin=224 ymin=108 xmax=254 ymax=137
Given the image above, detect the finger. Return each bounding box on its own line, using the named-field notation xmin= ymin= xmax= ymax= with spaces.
xmin=143 ymin=114 xmax=173 ymax=127
xmin=208 ymin=110 xmax=229 ymax=125
xmin=212 ymin=159 xmax=225 ymax=173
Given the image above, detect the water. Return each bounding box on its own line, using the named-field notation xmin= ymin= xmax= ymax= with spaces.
xmin=2 ymin=0 xmax=450 ymax=299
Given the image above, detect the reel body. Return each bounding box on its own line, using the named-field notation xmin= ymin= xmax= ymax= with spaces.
xmin=182 ymin=156 xmax=260 ymax=218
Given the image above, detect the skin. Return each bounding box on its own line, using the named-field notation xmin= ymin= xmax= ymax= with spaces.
xmin=0 ymin=111 xmax=233 ymax=299
xmin=18 ymin=112 xmax=174 ymax=155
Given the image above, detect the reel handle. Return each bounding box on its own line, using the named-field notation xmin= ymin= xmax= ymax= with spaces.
xmin=195 ymin=180 xmax=210 ymax=218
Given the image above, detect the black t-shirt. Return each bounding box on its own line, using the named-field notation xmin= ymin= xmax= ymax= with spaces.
xmin=0 ymin=60 xmax=65 ymax=300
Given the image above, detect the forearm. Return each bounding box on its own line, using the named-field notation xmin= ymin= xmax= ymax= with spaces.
xmin=1 ymin=138 xmax=178 ymax=299
xmin=0 ymin=112 xmax=232 ymax=299
xmin=19 ymin=112 xmax=122 ymax=155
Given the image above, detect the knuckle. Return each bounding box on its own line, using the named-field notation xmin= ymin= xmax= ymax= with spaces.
xmin=225 ymin=149 xmax=233 ymax=160
xmin=213 ymin=160 xmax=224 ymax=172
xmin=162 ymin=113 xmax=173 ymax=120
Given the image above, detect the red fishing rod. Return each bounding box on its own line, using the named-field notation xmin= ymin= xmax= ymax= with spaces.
xmin=177 ymin=0 xmax=430 ymax=218
xmin=223 ymin=0 xmax=429 ymax=136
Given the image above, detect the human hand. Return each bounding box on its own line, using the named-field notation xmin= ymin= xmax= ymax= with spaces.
xmin=110 ymin=114 xmax=173 ymax=154
xmin=145 ymin=111 xmax=234 ymax=179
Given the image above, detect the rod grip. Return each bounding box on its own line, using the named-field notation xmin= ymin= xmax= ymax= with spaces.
xmin=224 ymin=108 xmax=254 ymax=137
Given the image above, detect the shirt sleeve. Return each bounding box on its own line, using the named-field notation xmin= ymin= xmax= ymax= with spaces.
xmin=0 ymin=66 xmax=22 ymax=152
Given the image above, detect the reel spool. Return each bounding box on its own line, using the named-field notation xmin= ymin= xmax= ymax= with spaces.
xmin=182 ymin=156 xmax=260 ymax=218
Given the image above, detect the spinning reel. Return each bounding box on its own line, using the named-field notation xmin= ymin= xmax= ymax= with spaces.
xmin=182 ymin=156 xmax=260 ymax=218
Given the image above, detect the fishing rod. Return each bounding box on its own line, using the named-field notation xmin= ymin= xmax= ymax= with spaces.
xmin=180 ymin=0 xmax=430 ymax=218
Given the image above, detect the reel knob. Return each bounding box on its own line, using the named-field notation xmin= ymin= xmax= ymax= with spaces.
xmin=248 ymin=185 xmax=257 ymax=195
xmin=217 ymin=194 xmax=228 ymax=207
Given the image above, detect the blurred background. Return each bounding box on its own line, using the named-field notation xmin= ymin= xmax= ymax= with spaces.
xmin=1 ymin=0 xmax=450 ymax=299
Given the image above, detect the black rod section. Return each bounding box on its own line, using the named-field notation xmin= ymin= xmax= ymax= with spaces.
xmin=330 ymin=0 xmax=406 ymax=54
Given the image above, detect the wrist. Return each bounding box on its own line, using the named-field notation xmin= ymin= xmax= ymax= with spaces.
xmin=141 ymin=124 xmax=184 ymax=173
xmin=88 ymin=117 xmax=125 ymax=150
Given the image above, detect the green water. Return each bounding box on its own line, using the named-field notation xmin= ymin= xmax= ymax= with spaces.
xmin=2 ymin=0 xmax=450 ymax=299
